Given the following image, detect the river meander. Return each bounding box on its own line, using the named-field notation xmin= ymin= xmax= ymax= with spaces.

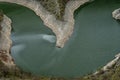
xmin=0 ymin=0 xmax=120 ymax=77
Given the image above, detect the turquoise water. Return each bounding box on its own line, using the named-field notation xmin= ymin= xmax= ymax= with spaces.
xmin=0 ymin=0 xmax=120 ymax=77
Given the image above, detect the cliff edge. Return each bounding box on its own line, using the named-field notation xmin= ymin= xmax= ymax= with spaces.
xmin=0 ymin=14 xmax=14 ymax=67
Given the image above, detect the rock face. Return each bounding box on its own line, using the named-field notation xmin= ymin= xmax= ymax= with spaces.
xmin=0 ymin=0 xmax=91 ymax=48
xmin=0 ymin=15 xmax=14 ymax=67
xmin=93 ymin=53 xmax=120 ymax=75
xmin=112 ymin=8 xmax=120 ymax=20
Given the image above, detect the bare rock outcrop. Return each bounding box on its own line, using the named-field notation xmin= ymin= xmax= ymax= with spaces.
xmin=112 ymin=8 xmax=120 ymax=20
xmin=93 ymin=53 xmax=120 ymax=75
xmin=0 ymin=15 xmax=15 ymax=67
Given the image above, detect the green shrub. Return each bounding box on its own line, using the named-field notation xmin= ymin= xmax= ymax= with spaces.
xmin=38 ymin=0 xmax=68 ymax=20
xmin=0 ymin=10 xmax=3 ymax=22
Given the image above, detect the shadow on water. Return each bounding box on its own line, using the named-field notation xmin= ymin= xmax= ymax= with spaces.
xmin=0 ymin=0 xmax=120 ymax=77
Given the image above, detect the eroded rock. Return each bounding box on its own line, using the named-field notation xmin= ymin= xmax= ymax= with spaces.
xmin=93 ymin=53 xmax=120 ymax=75
xmin=112 ymin=8 xmax=120 ymax=20
xmin=0 ymin=15 xmax=15 ymax=67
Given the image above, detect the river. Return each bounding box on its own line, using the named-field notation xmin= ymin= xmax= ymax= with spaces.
xmin=0 ymin=0 xmax=120 ymax=77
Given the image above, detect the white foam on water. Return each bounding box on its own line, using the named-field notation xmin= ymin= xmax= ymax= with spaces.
xmin=42 ymin=34 xmax=56 ymax=43
xmin=12 ymin=34 xmax=56 ymax=43
xmin=12 ymin=44 xmax=26 ymax=55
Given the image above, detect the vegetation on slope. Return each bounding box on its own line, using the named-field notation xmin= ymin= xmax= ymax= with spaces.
xmin=38 ymin=0 xmax=69 ymax=20
xmin=0 ymin=10 xmax=3 ymax=22
xmin=0 ymin=58 xmax=120 ymax=80
xmin=76 ymin=64 xmax=120 ymax=80
xmin=0 ymin=1 xmax=120 ymax=80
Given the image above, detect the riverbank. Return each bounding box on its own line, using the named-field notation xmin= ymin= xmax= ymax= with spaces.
xmin=0 ymin=14 xmax=14 ymax=67
xmin=0 ymin=59 xmax=120 ymax=80
xmin=93 ymin=53 xmax=120 ymax=75
xmin=0 ymin=0 xmax=118 ymax=80
xmin=0 ymin=0 xmax=91 ymax=48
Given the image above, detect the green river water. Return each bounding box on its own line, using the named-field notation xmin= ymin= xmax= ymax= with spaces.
xmin=0 ymin=0 xmax=120 ymax=77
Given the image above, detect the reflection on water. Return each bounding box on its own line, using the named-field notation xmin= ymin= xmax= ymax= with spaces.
xmin=1 ymin=0 xmax=120 ymax=77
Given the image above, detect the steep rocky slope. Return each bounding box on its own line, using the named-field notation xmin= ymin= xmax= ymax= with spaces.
xmin=0 ymin=12 xmax=14 ymax=67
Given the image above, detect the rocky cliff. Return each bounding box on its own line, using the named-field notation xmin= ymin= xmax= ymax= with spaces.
xmin=0 ymin=14 xmax=14 ymax=67
xmin=112 ymin=8 xmax=120 ymax=20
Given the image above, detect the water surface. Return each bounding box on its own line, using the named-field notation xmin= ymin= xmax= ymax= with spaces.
xmin=0 ymin=0 xmax=120 ymax=77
